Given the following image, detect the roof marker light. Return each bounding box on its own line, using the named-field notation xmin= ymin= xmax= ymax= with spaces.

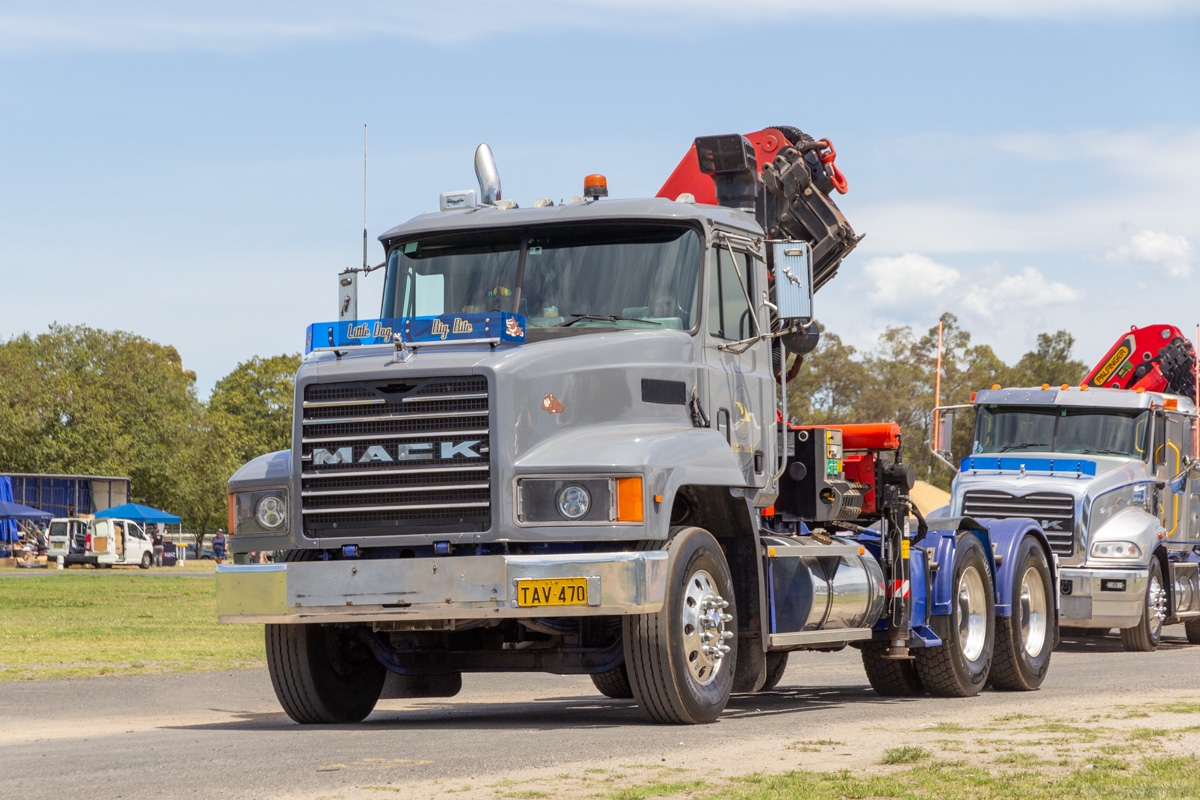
xmin=991 ymin=384 xmax=1000 ymax=390
xmin=1042 ymin=383 xmax=1050 ymax=390
xmin=583 ymin=174 xmax=608 ymax=199
xmin=1136 ymin=387 xmax=1146 ymax=393
xmin=1061 ymin=384 xmax=1070 ymax=390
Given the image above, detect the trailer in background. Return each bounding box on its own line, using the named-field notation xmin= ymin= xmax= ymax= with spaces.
xmin=3 ymin=473 xmax=130 ymax=520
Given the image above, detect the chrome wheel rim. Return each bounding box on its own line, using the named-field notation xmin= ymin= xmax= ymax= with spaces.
xmin=1149 ymin=572 xmax=1167 ymax=639
xmin=1019 ymin=565 xmax=1049 ymax=658
xmin=680 ymin=569 xmax=732 ymax=686
xmin=957 ymin=565 xmax=988 ymax=663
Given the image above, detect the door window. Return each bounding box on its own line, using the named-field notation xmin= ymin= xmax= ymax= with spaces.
xmin=707 ymin=249 xmax=754 ymax=341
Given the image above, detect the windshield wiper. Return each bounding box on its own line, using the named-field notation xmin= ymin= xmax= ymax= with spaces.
xmin=556 ymin=313 xmax=661 ymax=328
xmin=1079 ymin=448 xmax=1130 ymax=456
xmin=999 ymin=442 xmax=1048 ymax=452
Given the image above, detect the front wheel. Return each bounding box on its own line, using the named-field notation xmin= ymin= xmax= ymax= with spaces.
xmin=989 ymin=537 xmax=1054 ymax=690
xmin=623 ymin=526 xmax=737 ymax=724
xmin=915 ymin=532 xmax=995 ymax=697
xmin=266 ymin=623 xmax=386 ymax=724
xmin=140 ymin=552 xmax=152 ymax=569
xmin=1121 ymin=559 xmax=1166 ymax=652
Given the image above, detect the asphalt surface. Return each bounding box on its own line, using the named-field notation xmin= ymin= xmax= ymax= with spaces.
xmin=2 ymin=630 xmax=1198 ymax=800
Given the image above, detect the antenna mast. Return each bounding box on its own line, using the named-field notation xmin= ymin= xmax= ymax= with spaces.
xmin=362 ymin=123 xmax=368 ymax=271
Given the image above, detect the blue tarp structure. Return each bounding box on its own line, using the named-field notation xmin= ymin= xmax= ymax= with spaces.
xmin=94 ymin=503 xmax=182 ymax=524
xmin=0 ymin=477 xmax=18 ymax=552
xmin=0 ymin=500 xmax=54 ymax=522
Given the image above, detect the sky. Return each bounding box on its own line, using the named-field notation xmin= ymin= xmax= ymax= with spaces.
xmin=1 ymin=1 xmax=1198 ymax=398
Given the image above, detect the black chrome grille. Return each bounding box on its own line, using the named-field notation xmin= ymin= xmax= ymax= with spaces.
xmin=962 ymin=490 xmax=1075 ymax=557
xmin=300 ymin=376 xmax=491 ymax=535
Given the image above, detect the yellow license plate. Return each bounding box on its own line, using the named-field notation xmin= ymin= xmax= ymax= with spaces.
xmin=515 ymin=578 xmax=589 ymax=607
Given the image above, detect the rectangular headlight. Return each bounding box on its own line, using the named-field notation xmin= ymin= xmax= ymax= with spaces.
xmin=515 ymin=477 xmax=643 ymax=525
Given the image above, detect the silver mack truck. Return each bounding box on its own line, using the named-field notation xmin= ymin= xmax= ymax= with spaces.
xmin=934 ymin=330 xmax=1200 ymax=653
xmin=217 ymin=129 xmax=1058 ymax=725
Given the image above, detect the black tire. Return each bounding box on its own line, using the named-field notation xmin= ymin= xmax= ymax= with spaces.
xmin=1185 ymin=617 xmax=1200 ymax=644
xmin=915 ymin=533 xmax=995 ymax=697
xmin=140 ymin=552 xmax=152 ymax=569
xmin=623 ymin=526 xmax=737 ymax=724
xmin=759 ymin=652 xmax=789 ymax=691
xmin=265 ymin=549 xmax=386 ymax=724
xmin=266 ymin=622 xmax=386 ymax=724
xmin=1121 ymin=558 xmax=1166 ymax=652
xmin=989 ymin=537 xmax=1055 ymax=691
xmin=861 ymin=642 xmax=925 ymax=697
xmin=591 ymin=662 xmax=634 ymax=699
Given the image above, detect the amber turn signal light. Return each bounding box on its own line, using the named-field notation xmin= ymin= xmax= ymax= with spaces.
xmin=615 ymin=477 xmax=643 ymax=522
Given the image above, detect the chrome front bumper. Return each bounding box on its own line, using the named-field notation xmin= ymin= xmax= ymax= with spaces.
xmin=216 ymin=551 xmax=668 ymax=624
xmin=1058 ymin=567 xmax=1149 ymax=628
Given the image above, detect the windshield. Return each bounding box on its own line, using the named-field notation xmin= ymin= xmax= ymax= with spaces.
xmin=974 ymin=406 xmax=1150 ymax=459
xmin=381 ymin=223 xmax=702 ymax=333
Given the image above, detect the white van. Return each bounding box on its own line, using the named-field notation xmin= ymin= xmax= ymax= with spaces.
xmin=48 ymin=517 xmax=155 ymax=568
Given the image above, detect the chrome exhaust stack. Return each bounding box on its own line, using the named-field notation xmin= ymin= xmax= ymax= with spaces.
xmin=474 ymin=143 xmax=502 ymax=206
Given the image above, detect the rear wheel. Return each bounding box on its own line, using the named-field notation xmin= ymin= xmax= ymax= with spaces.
xmin=989 ymin=537 xmax=1054 ymax=690
xmin=759 ymin=652 xmax=789 ymax=691
xmin=591 ymin=662 xmax=634 ymax=699
xmin=861 ymin=642 xmax=925 ymax=697
xmin=623 ymin=526 xmax=737 ymax=724
xmin=1121 ymin=559 xmax=1166 ymax=652
xmin=915 ymin=533 xmax=995 ymax=697
xmin=1185 ymin=617 xmax=1200 ymax=644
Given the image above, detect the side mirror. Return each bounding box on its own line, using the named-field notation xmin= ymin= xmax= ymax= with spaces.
xmin=932 ymin=408 xmax=957 ymax=472
xmin=1169 ymin=457 xmax=1196 ymax=494
xmin=338 ymin=270 xmax=358 ymax=323
xmin=772 ymin=241 xmax=814 ymax=321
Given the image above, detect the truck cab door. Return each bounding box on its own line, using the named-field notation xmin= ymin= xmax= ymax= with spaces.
xmin=1155 ymin=412 xmax=1187 ymax=539
xmin=701 ymin=242 xmax=773 ymax=491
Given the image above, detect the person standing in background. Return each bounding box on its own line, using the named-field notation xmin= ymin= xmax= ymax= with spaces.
xmin=152 ymin=525 xmax=164 ymax=567
xmin=212 ymin=529 xmax=227 ymax=564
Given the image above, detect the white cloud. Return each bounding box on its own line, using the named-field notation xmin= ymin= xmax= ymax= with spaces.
xmin=853 ymin=127 xmax=1200 ymax=259
xmin=1105 ymin=230 xmax=1193 ymax=278
xmin=863 ymin=253 xmax=961 ymax=308
xmin=861 ymin=254 xmax=1078 ymax=322
xmin=0 ymin=1 xmax=1196 ymax=52
xmin=961 ymin=266 xmax=1080 ymax=317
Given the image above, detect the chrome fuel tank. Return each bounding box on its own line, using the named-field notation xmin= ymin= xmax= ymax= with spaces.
xmin=763 ymin=535 xmax=886 ymax=633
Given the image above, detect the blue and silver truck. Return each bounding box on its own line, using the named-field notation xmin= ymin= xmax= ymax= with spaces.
xmin=934 ymin=361 xmax=1200 ymax=652
xmin=217 ymin=129 xmax=1057 ymax=724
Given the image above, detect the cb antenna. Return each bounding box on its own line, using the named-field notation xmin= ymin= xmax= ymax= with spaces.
xmin=362 ymin=123 xmax=368 ymax=271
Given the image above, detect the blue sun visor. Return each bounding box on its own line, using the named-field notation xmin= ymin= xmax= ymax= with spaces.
xmin=305 ymin=313 xmax=527 ymax=355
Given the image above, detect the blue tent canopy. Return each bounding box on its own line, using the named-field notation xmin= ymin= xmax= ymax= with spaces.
xmin=0 ymin=499 xmax=54 ymax=522
xmin=94 ymin=503 xmax=181 ymax=524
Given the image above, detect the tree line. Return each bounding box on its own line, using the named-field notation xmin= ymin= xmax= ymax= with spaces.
xmin=0 ymin=315 xmax=1089 ymax=535
xmin=787 ymin=312 xmax=1088 ymax=488
xmin=0 ymin=324 xmax=299 ymax=547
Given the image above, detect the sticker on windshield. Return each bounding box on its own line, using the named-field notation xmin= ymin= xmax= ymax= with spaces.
xmin=542 ymin=394 xmax=564 ymax=414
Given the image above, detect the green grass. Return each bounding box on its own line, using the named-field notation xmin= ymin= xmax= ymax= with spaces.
xmin=0 ymin=571 xmax=262 ymax=680
xmin=881 ymin=746 xmax=932 ymax=765
xmin=595 ymin=757 xmax=1200 ymax=799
